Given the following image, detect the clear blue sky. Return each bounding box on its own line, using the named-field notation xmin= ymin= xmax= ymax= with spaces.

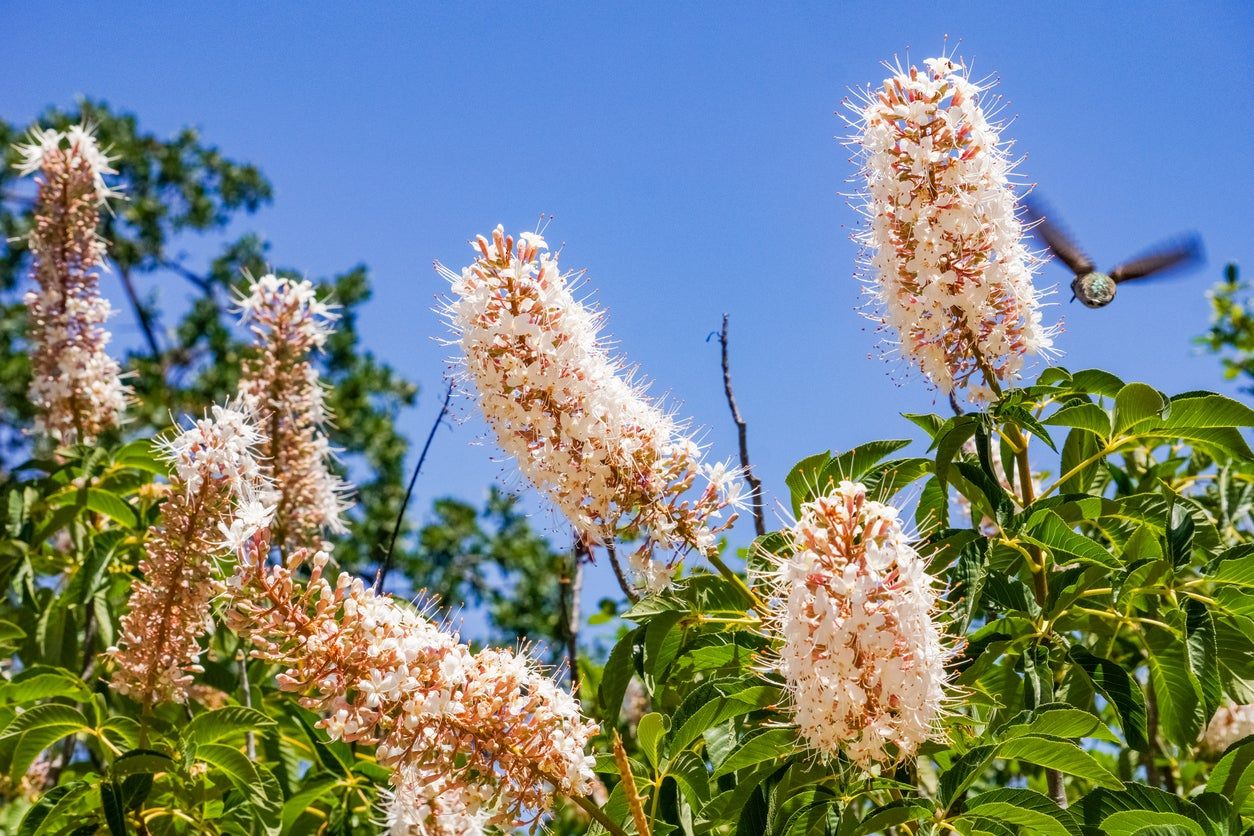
xmin=3 ymin=3 xmax=1252 ymax=619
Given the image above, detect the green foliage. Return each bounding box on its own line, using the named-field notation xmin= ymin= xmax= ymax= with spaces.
xmin=1199 ymin=263 xmax=1254 ymax=393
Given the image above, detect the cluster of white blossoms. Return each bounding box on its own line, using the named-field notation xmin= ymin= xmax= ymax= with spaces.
xmin=16 ymin=124 xmax=127 ymax=443
xmin=383 ymin=766 xmax=491 ymax=836
xmin=236 ymin=273 xmax=350 ymax=553
xmin=763 ymin=480 xmax=950 ymax=767
xmin=851 ymin=56 xmax=1056 ymax=400
xmin=228 ymin=528 xmax=598 ymax=831
xmin=441 ymin=226 xmax=744 ymax=591
xmin=1202 ymin=703 xmax=1254 ymax=756
xmin=109 ymin=404 xmax=270 ymax=706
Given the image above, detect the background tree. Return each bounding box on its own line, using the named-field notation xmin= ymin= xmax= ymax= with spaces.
xmin=0 ymin=101 xmax=570 ymax=644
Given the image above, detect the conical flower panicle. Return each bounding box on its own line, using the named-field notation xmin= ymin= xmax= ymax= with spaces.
xmin=236 ymin=274 xmax=351 ymax=553
xmin=1202 ymin=703 xmax=1254 ymax=756
xmin=108 ymin=404 xmax=269 ymax=706
xmin=16 ymin=124 xmax=127 ymax=443
xmin=763 ymin=480 xmax=950 ymax=768
xmin=850 ymin=56 xmax=1056 ymax=400
xmin=228 ymin=529 xmax=598 ymax=829
xmin=440 ymin=226 xmax=743 ymax=591
xmin=382 ymin=766 xmax=490 ymax=836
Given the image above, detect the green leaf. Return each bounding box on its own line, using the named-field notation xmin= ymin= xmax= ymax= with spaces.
xmin=0 ymin=703 xmax=93 ymax=777
xmin=1070 ymin=368 xmax=1126 ymax=398
xmin=0 ymin=619 xmax=26 ymax=650
xmin=636 ymin=712 xmax=666 ymax=768
xmin=1060 ymin=426 xmax=1104 ymax=495
xmin=1067 ymin=647 xmax=1147 ymax=748
xmin=1206 ymin=736 xmax=1254 ymax=814
xmin=996 ymin=736 xmax=1122 ymax=788
xmin=862 ymin=457 xmax=931 ymax=502
xmin=16 ymin=781 xmax=93 ymax=836
xmin=1045 ymin=402 xmax=1112 ymax=439
xmin=1099 ymin=811 xmax=1206 ymax=836
xmin=1024 ymin=509 xmax=1120 ymax=569
xmin=182 ymin=705 xmax=276 ymax=750
xmin=1143 ymin=616 xmax=1206 ymax=748
xmin=1000 ymin=707 xmax=1118 ymax=743
xmin=195 ymin=742 xmax=282 ymax=834
xmin=666 ymin=684 xmax=775 ymax=755
xmin=280 ymin=772 xmax=342 ymax=832
xmin=112 ymin=439 xmax=169 ymax=475
xmin=1113 ymin=383 xmax=1169 ymax=435
xmin=823 ymin=439 xmax=912 ymax=483
xmin=100 ymin=780 xmax=126 ymax=836
xmin=934 ymin=415 xmax=980 ymax=484
xmin=46 ymin=487 xmax=137 ymax=529
xmin=843 ymin=799 xmax=931 ymax=836
xmin=598 ymin=626 xmax=642 ymax=722
xmin=960 ymin=788 xmax=1081 ymax=836
xmin=785 ymin=451 xmax=831 ymax=516
xmin=1164 ymin=392 xmax=1254 ymax=429
xmin=712 ymin=728 xmax=798 ymax=778
xmin=0 ymin=665 xmax=93 ymax=704
xmin=903 ymin=412 xmax=946 ymax=439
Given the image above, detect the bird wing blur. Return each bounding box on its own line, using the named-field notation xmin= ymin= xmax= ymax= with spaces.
xmin=1023 ymin=198 xmax=1096 ymax=275
xmin=1110 ymin=235 xmax=1204 ymax=283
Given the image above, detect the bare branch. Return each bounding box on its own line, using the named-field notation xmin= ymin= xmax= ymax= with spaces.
xmin=375 ymin=381 xmax=454 ymax=591
xmin=561 ymin=532 xmax=588 ymax=697
xmin=715 ymin=314 xmax=766 ymax=536
xmin=117 ymin=264 xmax=164 ymax=370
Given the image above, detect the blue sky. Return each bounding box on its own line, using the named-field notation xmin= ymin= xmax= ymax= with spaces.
xmin=3 ymin=3 xmax=1252 ymax=617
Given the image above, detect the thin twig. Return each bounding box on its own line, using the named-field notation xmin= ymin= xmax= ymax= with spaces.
xmin=714 ymin=315 xmax=765 ymax=537
xmin=375 ymin=381 xmax=454 ymax=591
xmin=117 ymin=264 xmax=164 ymax=368
xmin=603 ymin=541 xmax=640 ymax=605
xmin=948 ymin=391 xmax=964 ymax=416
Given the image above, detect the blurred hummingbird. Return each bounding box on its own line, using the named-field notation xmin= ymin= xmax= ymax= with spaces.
xmin=1024 ymin=198 xmax=1203 ymax=308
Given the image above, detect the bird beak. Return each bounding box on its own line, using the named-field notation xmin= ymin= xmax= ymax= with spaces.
xmin=1069 ymin=292 xmax=1076 ymax=303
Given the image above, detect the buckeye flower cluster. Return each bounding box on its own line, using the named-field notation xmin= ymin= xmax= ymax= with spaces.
xmin=15 ymin=124 xmax=127 ymax=443
xmin=851 ymin=56 xmax=1056 ymax=400
xmin=763 ymin=480 xmax=950 ymax=767
xmin=441 ymin=226 xmax=743 ymax=592
xmin=108 ymin=404 xmax=270 ymax=706
xmin=236 ymin=273 xmax=350 ymax=554
xmin=227 ymin=529 xmax=598 ymax=833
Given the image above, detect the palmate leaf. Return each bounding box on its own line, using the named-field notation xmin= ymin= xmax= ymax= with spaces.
xmin=1023 ymin=509 xmax=1120 ymax=569
xmin=957 ymin=788 xmax=1081 ymax=836
xmin=182 ymin=705 xmax=277 ymax=751
xmin=0 ymin=703 xmax=94 ymax=778
xmin=1207 ymin=736 xmax=1254 ymax=814
xmin=711 ymin=727 xmax=798 ymax=778
xmin=995 ymin=737 xmax=1122 ymax=789
xmin=783 ymin=441 xmax=912 ymax=513
xmin=16 ymin=780 xmax=94 ymax=836
xmin=598 ymin=625 xmax=643 ymax=722
xmin=44 ymin=487 xmax=137 ymax=529
xmin=1044 ymin=401 xmax=1111 ymax=439
xmin=1142 ymin=611 xmax=1207 ymax=748
xmin=666 ymin=683 xmax=778 ymax=756
xmin=1079 ymin=782 xmax=1219 ymax=836
xmin=195 ymin=742 xmax=282 ymax=834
